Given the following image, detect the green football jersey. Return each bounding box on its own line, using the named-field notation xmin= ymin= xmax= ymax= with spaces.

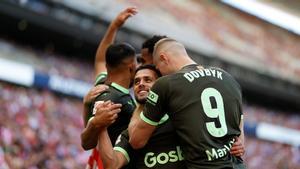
xmin=85 ymin=72 xmax=108 ymax=123
xmin=142 ymin=64 xmax=244 ymax=169
xmin=93 ymin=82 xmax=136 ymax=144
xmin=114 ymin=119 xmax=186 ymax=169
xmin=87 ymin=72 xmax=136 ymax=144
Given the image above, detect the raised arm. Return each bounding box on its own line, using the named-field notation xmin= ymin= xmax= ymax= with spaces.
xmin=94 ymin=7 xmax=137 ymax=78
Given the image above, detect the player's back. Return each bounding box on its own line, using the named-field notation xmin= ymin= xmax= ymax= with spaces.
xmin=93 ymin=82 xmax=136 ymax=144
xmin=165 ymin=64 xmax=243 ymax=169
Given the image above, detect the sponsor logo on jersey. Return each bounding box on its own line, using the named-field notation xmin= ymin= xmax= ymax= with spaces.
xmin=205 ymin=138 xmax=235 ymax=161
xmin=147 ymin=90 xmax=159 ymax=104
xmin=127 ymin=100 xmax=133 ymax=106
xmin=115 ymin=134 xmax=122 ymax=145
xmin=144 ymin=146 xmax=184 ymax=168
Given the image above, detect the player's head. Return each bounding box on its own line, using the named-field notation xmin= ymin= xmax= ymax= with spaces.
xmin=141 ymin=35 xmax=168 ymax=65
xmin=133 ymin=64 xmax=161 ymax=104
xmin=153 ymin=38 xmax=190 ymax=75
xmin=136 ymin=53 xmax=143 ymax=67
xmin=106 ymin=43 xmax=137 ymax=83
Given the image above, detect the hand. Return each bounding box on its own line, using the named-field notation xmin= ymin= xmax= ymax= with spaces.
xmin=83 ymin=85 xmax=109 ymax=106
xmin=91 ymin=101 xmax=122 ymax=128
xmin=230 ymin=137 xmax=245 ymax=157
xmin=112 ymin=7 xmax=138 ymax=28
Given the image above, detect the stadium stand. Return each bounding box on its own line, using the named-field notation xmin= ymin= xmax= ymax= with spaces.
xmin=0 ymin=39 xmax=299 ymax=168
xmin=244 ymin=104 xmax=300 ymax=130
xmin=0 ymin=0 xmax=300 ymax=169
xmin=46 ymin=0 xmax=300 ymax=84
xmin=0 ymin=38 xmax=94 ymax=83
xmin=245 ymin=137 xmax=300 ymax=169
xmin=0 ymin=82 xmax=90 ymax=169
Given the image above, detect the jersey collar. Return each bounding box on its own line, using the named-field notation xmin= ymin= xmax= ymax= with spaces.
xmin=94 ymin=72 xmax=107 ymax=85
xmin=111 ymin=82 xmax=129 ymax=94
xmin=181 ymin=64 xmax=199 ymax=71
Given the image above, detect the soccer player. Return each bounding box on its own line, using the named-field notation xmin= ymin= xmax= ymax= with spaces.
xmin=81 ymin=7 xmax=138 ymax=169
xmin=81 ymin=6 xmax=137 ymax=131
xmin=129 ymin=38 xmax=246 ymax=169
xmin=81 ymin=6 xmax=137 ymax=147
xmin=139 ymin=35 xmax=168 ymax=65
xmin=96 ymin=64 xmax=186 ymax=169
xmin=81 ymin=42 xmax=137 ymax=150
xmin=81 ymin=7 xmax=169 ymax=169
xmin=93 ymin=64 xmax=245 ymax=169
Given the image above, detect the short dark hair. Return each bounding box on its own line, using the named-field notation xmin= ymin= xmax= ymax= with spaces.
xmin=136 ymin=53 xmax=143 ymax=64
xmin=106 ymin=43 xmax=136 ymax=68
xmin=135 ymin=64 xmax=162 ymax=78
xmin=142 ymin=35 xmax=168 ymax=54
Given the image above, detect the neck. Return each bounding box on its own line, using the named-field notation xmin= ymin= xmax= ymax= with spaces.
xmin=106 ymin=71 xmax=131 ymax=89
xmin=176 ymin=56 xmax=197 ymax=70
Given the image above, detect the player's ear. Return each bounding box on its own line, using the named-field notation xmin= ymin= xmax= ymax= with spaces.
xmin=160 ymin=53 xmax=169 ymax=64
xmin=129 ymin=63 xmax=134 ymax=73
xmin=128 ymin=60 xmax=136 ymax=74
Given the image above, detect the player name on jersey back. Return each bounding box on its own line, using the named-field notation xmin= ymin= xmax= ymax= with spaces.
xmin=183 ymin=68 xmax=223 ymax=82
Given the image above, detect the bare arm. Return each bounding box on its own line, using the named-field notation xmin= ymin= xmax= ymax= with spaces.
xmin=98 ymin=129 xmax=128 ymax=169
xmin=81 ymin=101 xmax=121 ymax=150
xmin=127 ymin=103 xmax=144 ymax=130
xmin=94 ymin=7 xmax=137 ymax=78
xmin=94 ymin=102 xmax=128 ymax=169
xmin=128 ymin=113 xmax=156 ymax=149
xmin=81 ymin=116 xmax=103 ymax=150
xmin=239 ymin=117 xmax=245 ymax=146
xmin=230 ymin=117 xmax=245 ymax=156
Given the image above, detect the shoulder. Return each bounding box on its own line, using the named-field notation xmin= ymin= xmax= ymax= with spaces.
xmin=94 ymin=72 xmax=107 ymax=86
xmin=153 ymin=75 xmax=172 ymax=87
xmin=208 ymin=66 xmax=233 ymax=78
xmin=149 ymin=76 xmax=172 ymax=96
xmin=209 ymin=66 xmax=242 ymax=90
xmin=95 ymin=87 xmax=122 ymax=102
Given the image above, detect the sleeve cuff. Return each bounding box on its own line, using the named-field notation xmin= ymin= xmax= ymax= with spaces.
xmin=94 ymin=72 xmax=107 ymax=85
xmin=140 ymin=112 xmax=159 ymax=126
xmin=113 ymin=147 xmax=130 ymax=163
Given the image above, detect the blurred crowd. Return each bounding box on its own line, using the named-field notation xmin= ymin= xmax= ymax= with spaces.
xmin=18 ymin=0 xmax=298 ymax=83
xmin=2 ymin=1 xmax=300 ymax=167
xmin=0 ymin=82 xmax=89 ymax=169
xmin=125 ymin=0 xmax=300 ymax=83
xmin=244 ymin=103 xmax=300 ymax=168
xmin=0 ymin=38 xmax=94 ymax=83
xmin=1 ymin=36 xmax=300 ymax=168
xmin=4 ymin=0 xmax=300 ymax=83
xmin=0 ymin=82 xmax=299 ymax=169
xmin=245 ymin=137 xmax=300 ymax=169
xmin=244 ymin=104 xmax=300 ymax=130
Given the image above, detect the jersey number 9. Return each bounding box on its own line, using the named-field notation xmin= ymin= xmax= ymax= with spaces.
xmin=201 ymin=87 xmax=228 ymax=137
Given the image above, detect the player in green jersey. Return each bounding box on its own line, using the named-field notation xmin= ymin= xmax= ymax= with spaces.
xmin=95 ymin=64 xmax=186 ymax=169
xmin=129 ymin=38 xmax=246 ymax=169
